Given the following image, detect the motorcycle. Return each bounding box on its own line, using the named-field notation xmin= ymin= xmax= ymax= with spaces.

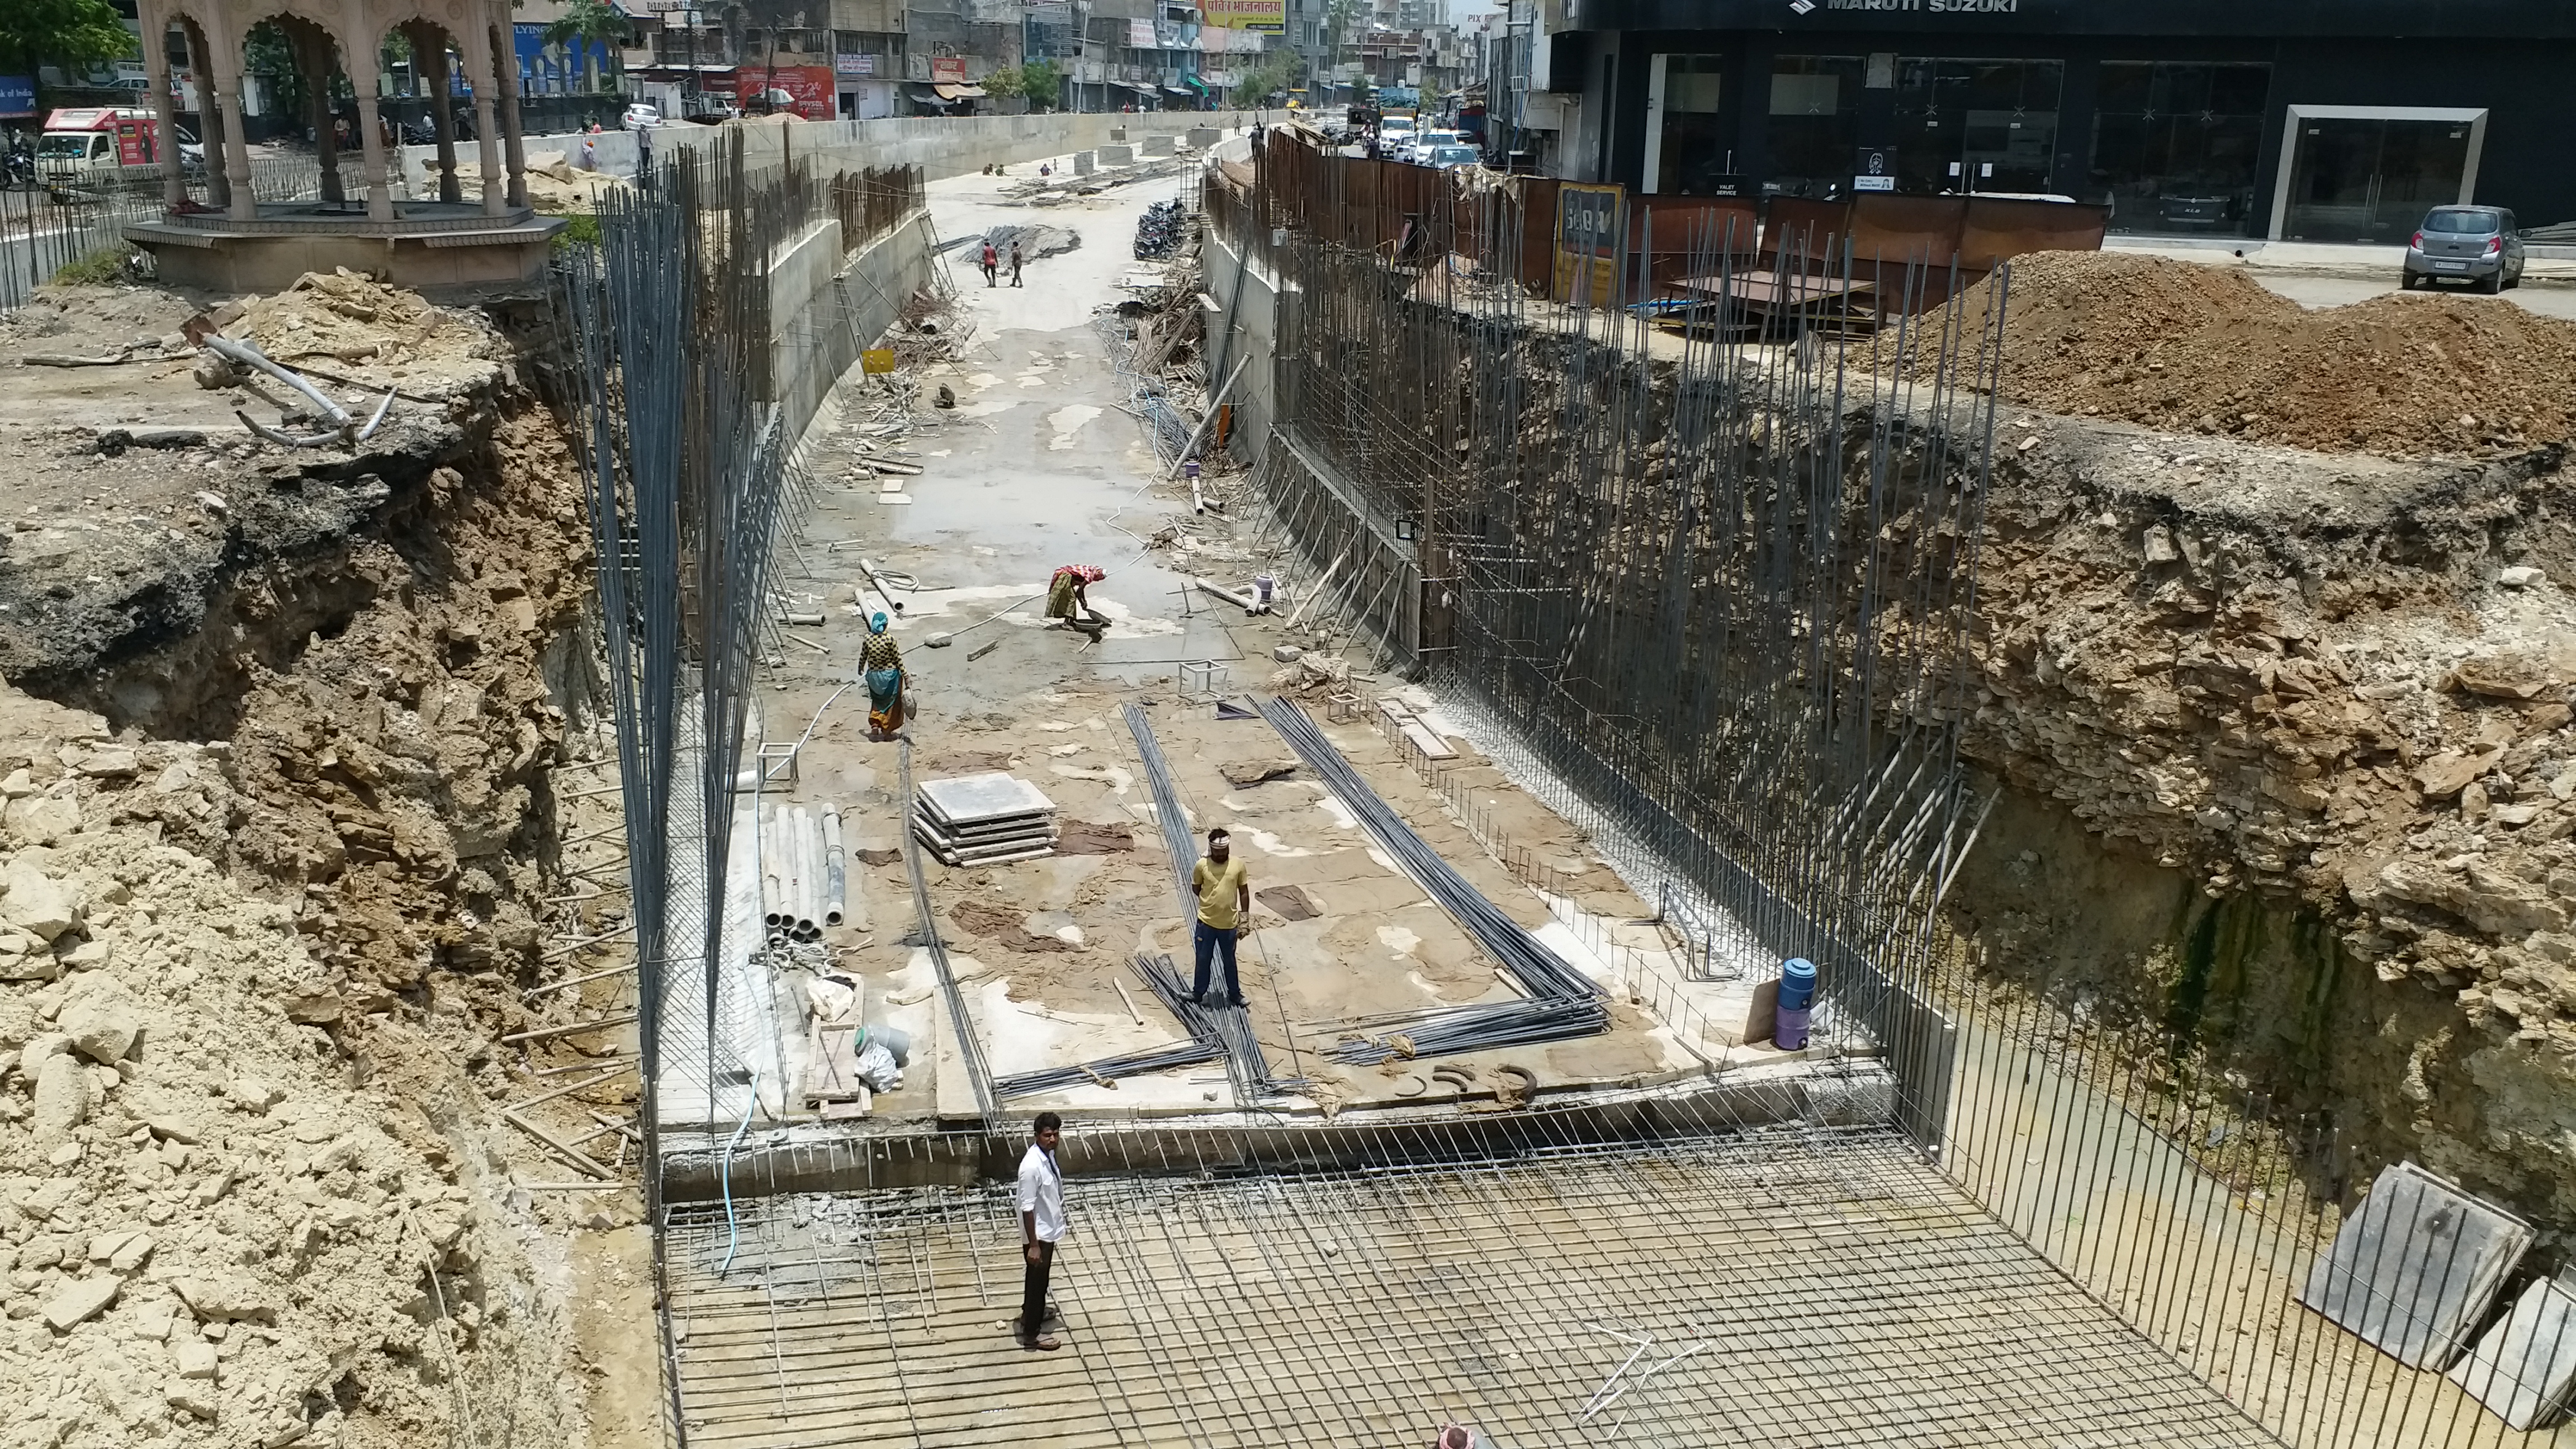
xmin=2 ymin=149 xmax=35 ymax=191
xmin=1133 ymin=198 xmax=1185 ymax=259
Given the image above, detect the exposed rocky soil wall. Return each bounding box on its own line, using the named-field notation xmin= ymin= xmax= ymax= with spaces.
xmin=1950 ymin=408 xmax=2576 ymax=1227
xmin=0 ymin=281 xmax=628 ymax=1448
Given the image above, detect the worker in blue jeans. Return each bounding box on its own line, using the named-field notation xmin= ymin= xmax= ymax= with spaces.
xmin=1190 ymin=827 xmax=1252 ymax=1008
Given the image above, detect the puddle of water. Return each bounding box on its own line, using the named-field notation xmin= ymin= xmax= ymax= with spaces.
xmin=1248 ymin=829 xmax=1313 ymax=858
xmin=1047 ymin=404 xmax=1102 ymax=450
xmin=1051 ymin=763 xmax=1135 ymax=794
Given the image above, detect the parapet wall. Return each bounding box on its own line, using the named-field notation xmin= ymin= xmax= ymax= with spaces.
xmin=767 ymin=211 xmax=937 ymax=448
xmin=404 ymin=112 xmax=1214 ymax=192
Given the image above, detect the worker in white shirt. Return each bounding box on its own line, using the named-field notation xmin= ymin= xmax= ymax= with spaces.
xmin=1015 ymin=1111 xmax=1067 ymax=1351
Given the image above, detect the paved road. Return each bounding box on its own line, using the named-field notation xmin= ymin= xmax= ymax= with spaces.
xmin=2255 ymin=271 xmax=2576 ymax=319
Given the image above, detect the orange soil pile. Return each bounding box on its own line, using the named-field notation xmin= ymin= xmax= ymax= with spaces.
xmin=1919 ymin=250 xmax=2576 ymax=457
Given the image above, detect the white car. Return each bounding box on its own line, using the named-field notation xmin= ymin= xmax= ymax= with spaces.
xmin=1401 ymin=129 xmax=1463 ymax=162
xmin=1425 ymin=144 xmax=1480 ymax=169
xmin=623 ymin=103 xmax=662 ymax=129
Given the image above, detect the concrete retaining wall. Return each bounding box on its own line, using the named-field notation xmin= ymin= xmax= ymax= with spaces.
xmin=1202 ymin=225 xmax=1279 ymax=468
xmin=766 ymin=212 xmax=937 ymax=451
xmin=400 ymin=112 xmax=1217 ymax=192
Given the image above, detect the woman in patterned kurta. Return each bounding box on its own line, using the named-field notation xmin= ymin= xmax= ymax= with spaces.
xmin=861 ymin=613 xmax=905 ymax=738
xmin=1045 ymin=564 xmax=1105 ymax=626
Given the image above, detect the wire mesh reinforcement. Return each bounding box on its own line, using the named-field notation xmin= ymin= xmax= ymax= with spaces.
xmin=657 ymin=1117 xmax=2281 ymax=1449
xmin=1215 ymin=141 xmax=1997 ymax=1135
xmin=1208 ymin=139 xmax=2576 ymax=1448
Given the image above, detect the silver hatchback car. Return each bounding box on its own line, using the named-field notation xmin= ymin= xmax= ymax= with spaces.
xmin=2403 ymin=205 xmax=2525 ymax=293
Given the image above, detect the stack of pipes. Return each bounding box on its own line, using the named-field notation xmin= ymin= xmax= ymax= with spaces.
xmin=761 ymin=802 xmax=841 ymax=946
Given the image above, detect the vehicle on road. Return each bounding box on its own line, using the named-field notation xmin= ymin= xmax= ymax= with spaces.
xmin=36 ymin=108 xmax=174 ymax=183
xmin=1424 ymin=144 xmax=1480 ymax=170
xmin=623 ymin=102 xmax=662 ymax=129
xmin=1401 ymin=127 xmax=1461 ymax=163
xmin=2404 ymin=205 xmax=2524 ymax=293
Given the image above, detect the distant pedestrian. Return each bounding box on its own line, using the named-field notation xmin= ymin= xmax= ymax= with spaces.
xmin=1191 ymin=827 xmax=1251 ymax=1007
xmin=634 ymin=120 xmax=653 ymax=178
xmin=1014 ymin=1112 xmax=1067 ymax=1351
xmin=1008 ymin=240 xmax=1024 ymax=287
xmin=579 ymin=134 xmax=598 ymax=171
xmin=981 ymin=239 xmax=998 ymax=286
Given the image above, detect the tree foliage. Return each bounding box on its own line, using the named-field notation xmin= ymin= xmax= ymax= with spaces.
xmin=2 ymin=0 xmax=136 ymax=81
xmin=1019 ymin=58 xmax=1060 ymax=111
xmin=978 ymin=63 xmax=1025 ymax=101
xmin=544 ymin=0 xmax=631 ymax=92
xmin=1233 ymin=48 xmax=1300 ymax=103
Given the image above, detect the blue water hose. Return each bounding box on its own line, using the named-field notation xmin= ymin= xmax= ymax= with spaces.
xmin=717 ymin=1069 xmax=763 ymax=1277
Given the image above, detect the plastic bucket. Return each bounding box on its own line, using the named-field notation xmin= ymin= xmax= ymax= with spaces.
xmin=1253 ymin=573 xmax=1276 ymax=607
xmin=868 ymin=1025 xmax=912 ymax=1066
xmin=1777 ymin=956 xmax=1817 ymax=1012
xmin=1773 ymin=1007 xmax=1811 ymax=1052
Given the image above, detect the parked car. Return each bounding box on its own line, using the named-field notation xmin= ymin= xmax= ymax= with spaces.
xmin=623 ymin=102 xmax=662 ymax=129
xmin=2154 ymin=189 xmax=2234 ymax=230
xmin=2404 ymin=205 xmax=2524 ymax=293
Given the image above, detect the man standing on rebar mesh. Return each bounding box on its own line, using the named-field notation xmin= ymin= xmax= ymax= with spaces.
xmin=1015 ymin=1112 xmax=1067 ymax=1351
xmin=1191 ymin=827 xmax=1252 ymax=1008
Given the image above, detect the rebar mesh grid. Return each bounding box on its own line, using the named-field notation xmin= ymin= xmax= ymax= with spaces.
xmin=659 ymin=1123 xmax=2277 ymax=1448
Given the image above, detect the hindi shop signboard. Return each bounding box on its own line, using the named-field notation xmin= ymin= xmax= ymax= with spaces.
xmin=1197 ymin=0 xmax=1285 ymax=31
xmin=1552 ymin=182 xmax=1623 ymax=306
xmin=734 ymin=64 xmax=835 ymax=119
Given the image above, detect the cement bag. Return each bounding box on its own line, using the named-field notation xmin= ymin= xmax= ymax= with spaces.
xmin=855 ymin=1036 xmax=902 ymax=1092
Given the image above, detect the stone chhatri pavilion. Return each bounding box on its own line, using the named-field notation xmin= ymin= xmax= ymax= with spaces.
xmin=125 ymin=0 xmax=565 ymax=295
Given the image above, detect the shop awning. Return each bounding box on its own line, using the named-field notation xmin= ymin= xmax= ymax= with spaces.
xmin=1162 ymin=84 xmax=1192 ymax=94
xmin=1112 ymin=81 xmax=1157 ymax=96
xmin=932 ymin=82 xmax=987 ymax=100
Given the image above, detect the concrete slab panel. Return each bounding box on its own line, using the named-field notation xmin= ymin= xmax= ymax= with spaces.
xmin=2448 ymin=1276 xmax=2576 ymax=1429
xmin=2299 ymin=1161 xmax=2532 ymax=1371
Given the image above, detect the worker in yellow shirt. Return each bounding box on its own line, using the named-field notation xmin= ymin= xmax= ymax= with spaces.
xmin=1189 ymin=827 xmax=1252 ymax=1008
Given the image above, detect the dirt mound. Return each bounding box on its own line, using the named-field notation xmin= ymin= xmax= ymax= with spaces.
xmin=1918 ymin=251 xmax=2576 ymax=457
xmin=230 ymin=267 xmax=499 ymax=385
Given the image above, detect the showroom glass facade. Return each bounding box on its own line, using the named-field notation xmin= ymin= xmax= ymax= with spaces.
xmin=1894 ymin=58 xmax=2065 ymax=196
xmin=1766 ymin=55 xmax=1866 ymax=198
xmin=2089 ymin=62 xmax=2272 ymax=236
xmin=1569 ymin=4 xmax=2571 ymax=239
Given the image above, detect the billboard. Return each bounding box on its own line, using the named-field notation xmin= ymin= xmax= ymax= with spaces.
xmin=930 ymin=56 xmax=968 ymax=82
xmin=1197 ymin=0 xmax=1284 ymax=31
xmin=0 ymin=77 xmax=34 ymax=120
xmin=733 ymin=64 xmax=834 ymax=119
xmin=510 ymin=23 xmax=616 ymax=96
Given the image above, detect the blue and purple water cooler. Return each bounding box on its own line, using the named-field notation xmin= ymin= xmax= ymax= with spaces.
xmin=1774 ymin=957 xmax=1816 ymax=1050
